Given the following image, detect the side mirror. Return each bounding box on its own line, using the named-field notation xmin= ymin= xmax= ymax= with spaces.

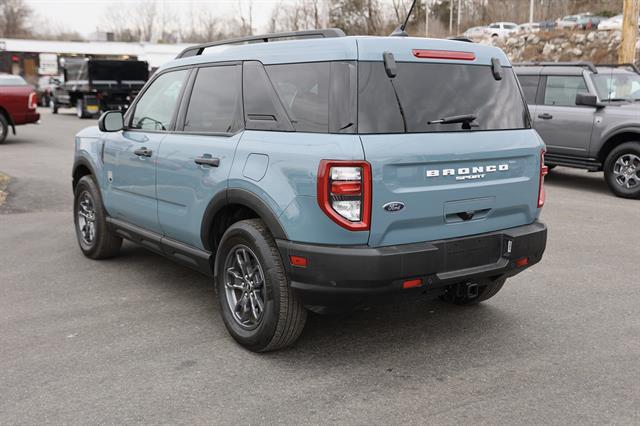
xmin=98 ymin=111 xmax=124 ymax=132
xmin=576 ymin=92 xmax=604 ymax=109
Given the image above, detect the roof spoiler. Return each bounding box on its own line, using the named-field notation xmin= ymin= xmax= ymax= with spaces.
xmin=176 ymin=29 xmax=346 ymax=59
xmin=513 ymin=61 xmax=597 ymax=74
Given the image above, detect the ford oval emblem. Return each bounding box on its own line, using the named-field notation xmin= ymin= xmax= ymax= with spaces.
xmin=383 ymin=202 xmax=405 ymax=212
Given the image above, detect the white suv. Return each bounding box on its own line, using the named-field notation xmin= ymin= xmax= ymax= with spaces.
xmin=488 ymin=22 xmax=518 ymax=38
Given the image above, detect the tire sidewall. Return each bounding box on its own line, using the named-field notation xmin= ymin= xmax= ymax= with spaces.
xmin=73 ymin=176 xmax=106 ymax=257
xmin=215 ymin=222 xmax=283 ymax=351
xmin=604 ymin=142 xmax=640 ymax=199
xmin=0 ymin=115 xmax=8 ymax=143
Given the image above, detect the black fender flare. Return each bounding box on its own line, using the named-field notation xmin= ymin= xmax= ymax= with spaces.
xmin=598 ymin=126 xmax=640 ymax=159
xmin=200 ymin=188 xmax=288 ymax=251
xmin=72 ymin=156 xmax=98 ymax=189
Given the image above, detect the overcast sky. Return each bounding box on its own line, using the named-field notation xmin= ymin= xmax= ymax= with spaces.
xmin=26 ymin=0 xmax=291 ymax=36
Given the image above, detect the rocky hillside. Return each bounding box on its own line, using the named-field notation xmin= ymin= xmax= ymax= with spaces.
xmin=478 ymin=30 xmax=636 ymax=65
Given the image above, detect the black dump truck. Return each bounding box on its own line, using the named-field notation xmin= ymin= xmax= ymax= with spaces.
xmin=51 ymin=58 xmax=149 ymax=118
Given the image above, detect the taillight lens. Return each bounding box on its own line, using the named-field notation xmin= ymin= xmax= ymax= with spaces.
xmin=317 ymin=160 xmax=371 ymax=231
xmin=27 ymin=92 xmax=37 ymax=110
xmin=538 ymin=150 xmax=549 ymax=208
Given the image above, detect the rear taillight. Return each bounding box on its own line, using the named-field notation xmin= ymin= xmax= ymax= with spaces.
xmin=317 ymin=160 xmax=371 ymax=231
xmin=27 ymin=92 xmax=37 ymax=110
xmin=538 ymin=150 xmax=549 ymax=208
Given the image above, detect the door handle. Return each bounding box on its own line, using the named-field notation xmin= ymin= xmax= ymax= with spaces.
xmin=133 ymin=147 xmax=153 ymax=157
xmin=538 ymin=113 xmax=553 ymax=120
xmin=194 ymin=156 xmax=220 ymax=167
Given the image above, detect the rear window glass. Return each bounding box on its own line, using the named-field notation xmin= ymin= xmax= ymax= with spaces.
xmin=358 ymin=62 xmax=530 ymax=134
xmin=0 ymin=75 xmax=27 ymax=86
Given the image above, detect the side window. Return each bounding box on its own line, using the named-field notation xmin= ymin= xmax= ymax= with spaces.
xmin=265 ymin=62 xmax=330 ymax=133
xmin=131 ymin=69 xmax=188 ymax=130
xmin=243 ymin=61 xmax=293 ymax=131
xmin=543 ymin=76 xmax=588 ymax=106
xmin=518 ymin=75 xmax=540 ymax=104
xmin=183 ymin=65 xmax=242 ymax=133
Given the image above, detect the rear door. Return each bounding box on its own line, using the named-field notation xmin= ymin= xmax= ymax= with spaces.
xmin=156 ymin=63 xmax=243 ymax=248
xmin=356 ymin=55 xmax=543 ymax=247
xmin=102 ymin=68 xmax=189 ymax=233
xmin=534 ymin=75 xmax=595 ymax=156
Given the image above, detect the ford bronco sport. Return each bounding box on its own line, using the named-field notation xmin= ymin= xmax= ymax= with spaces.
xmin=515 ymin=62 xmax=640 ymax=199
xmin=72 ymin=29 xmax=547 ymax=351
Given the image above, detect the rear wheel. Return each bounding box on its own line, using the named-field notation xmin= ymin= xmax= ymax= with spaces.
xmin=215 ymin=219 xmax=307 ymax=352
xmin=440 ymin=277 xmax=506 ymax=305
xmin=604 ymin=142 xmax=640 ymax=199
xmin=73 ymin=175 xmax=122 ymax=259
xmin=0 ymin=114 xmax=8 ymax=144
xmin=50 ymin=98 xmax=58 ymax=114
xmin=76 ymin=99 xmax=87 ymax=118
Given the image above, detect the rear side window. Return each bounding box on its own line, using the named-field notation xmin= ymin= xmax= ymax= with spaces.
xmin=543 ymin=76 xmax=588 ymax=106
xmin=131 ymin=69 xmax=188 ymax=131
xmin=243 ymin=61 xmax=293 ymax=132
xmin=184 ymin=65 xmax=242 ymax=133
xmin=265 ymin=62 xmax=330 ymax=133
xmin=358 ymin=61 xmax=530 ymax=134
xmin=518 ymin=75 xmax=541 ymax=104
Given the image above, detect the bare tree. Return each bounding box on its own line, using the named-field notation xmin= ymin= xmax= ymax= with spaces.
xmin=0 ymin=0 xmax=32 ymax=38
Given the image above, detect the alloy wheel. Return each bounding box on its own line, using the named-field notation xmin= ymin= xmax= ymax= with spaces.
xmin=223 ymin=245 xmax=266 ymax=330
xmin=77 ymin=191 xmax=96 ymax=245
xmin=613 ymin=153 xmax=640 ymax=189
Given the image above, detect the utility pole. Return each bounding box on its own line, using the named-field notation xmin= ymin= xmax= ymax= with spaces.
xmin=457 ymin=0 xmax=461 ymax=34
xmin=529 ymin=0 xmax=534 ymax=25
xmin=449 ymin=0 xmax=453 ymax=35
xmin=619 ymin=0 xmax=639 ymax=64
xmin=425 ymin=0 xmax=429 ymax=37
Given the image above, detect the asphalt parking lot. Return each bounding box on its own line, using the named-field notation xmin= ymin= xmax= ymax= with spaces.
xmin=0 ymin=109 xmax=638 ymax=424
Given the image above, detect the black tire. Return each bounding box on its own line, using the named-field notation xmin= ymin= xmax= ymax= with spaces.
xmin=50 ymin=98 xmax=58 ymax=114
xmin=215 ymin=219 xmax=307 ymax=352
xmin=73 ymin=175 xmax=122 ymax=259
xmin=440 ymin=277 xmax=506 ymax=305
xmin=0 ymin=114 xmax=8 ymax=144
xmin=76 ymin=99 xmax=87 ymax=119
xmin=546 ymin=164 xmax=557 ymax=171
xmin=603 ymin=142 xmax=640 ymax=199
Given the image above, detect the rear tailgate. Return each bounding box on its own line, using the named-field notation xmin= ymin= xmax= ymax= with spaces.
xmin=361 ymin=129 xmax=543 ymax=247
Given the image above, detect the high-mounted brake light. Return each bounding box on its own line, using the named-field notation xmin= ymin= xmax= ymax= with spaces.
xmin=317 ymin=160 xmax=371 ymax=231
xmin=538 ymin=150 xmax=549 ymax=208
xmin=27 ymin=92 xmax=37 ymax=110
xmin=412 ymin=49 xmax=476 ymax=61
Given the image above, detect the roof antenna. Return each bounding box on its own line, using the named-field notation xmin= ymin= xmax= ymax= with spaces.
xmin=390 ymin=0 xmax=418 ymax=37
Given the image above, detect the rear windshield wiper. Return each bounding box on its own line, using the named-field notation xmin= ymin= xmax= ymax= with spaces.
xmin=427 ymin=114 xmax=477 ymax=129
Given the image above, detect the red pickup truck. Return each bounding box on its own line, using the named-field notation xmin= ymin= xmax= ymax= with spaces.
xmin=0 ymin=74 xmax=39 ymax=143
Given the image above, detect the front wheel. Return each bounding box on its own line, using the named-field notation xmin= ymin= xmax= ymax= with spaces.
xmin=76 ymin=99 xmax=87 ymax=118
xmin=604 ymin=142 xmax=640 ymax=199
xmin=215 ymin=219 xmax=307 ymax=352
xmin=440 ymin=277 xmax=506 ymax=305
xmin=50 ymin=98 xmax=58 ymax=114
xmin=73 ymin=175 xmax=122 ymax=259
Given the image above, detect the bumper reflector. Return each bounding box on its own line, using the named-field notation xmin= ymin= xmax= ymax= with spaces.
xmin=515 ymin=257 xmax=529 ymax=267
xmin=290 ymin=255 xmax=308 ymax=268
xmin=402 ymin=278 xmax=422 ymax=289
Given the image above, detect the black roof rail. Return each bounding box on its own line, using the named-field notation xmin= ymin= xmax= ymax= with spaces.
xmin=596 ymin=63 xmax=640 ymax=74
xmin=513 ymin=61 xmax=597 ymax=74
xmin=176 ymin=28 xmax=346 ymax=59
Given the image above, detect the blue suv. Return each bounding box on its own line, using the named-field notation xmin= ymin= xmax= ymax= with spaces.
xmin=72 ymin=29 xmax=548 ymax=351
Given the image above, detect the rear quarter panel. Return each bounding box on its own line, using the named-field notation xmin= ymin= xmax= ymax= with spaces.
xmin=229 ymin=131 xmax=368 ymax=245
xmin=0 ymin=86 xmax=35 ymax=124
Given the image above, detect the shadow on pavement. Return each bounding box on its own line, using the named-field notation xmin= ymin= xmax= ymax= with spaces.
xmin=545 ymin=167 xmax=611 ymax=196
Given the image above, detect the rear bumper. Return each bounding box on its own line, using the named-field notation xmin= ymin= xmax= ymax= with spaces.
xmin=13 ymin=111 xmax=40 ymax=125
xmin=277 ymin=221 xmax=547 ymax=306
